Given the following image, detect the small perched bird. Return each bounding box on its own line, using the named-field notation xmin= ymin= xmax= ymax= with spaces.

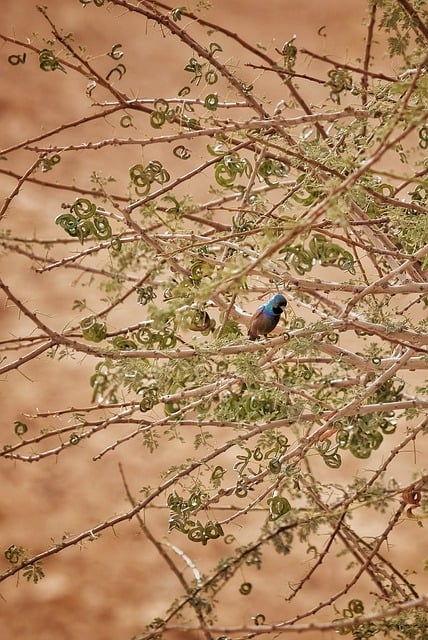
xmin=248 ymin=294 xmax=287 ymax=340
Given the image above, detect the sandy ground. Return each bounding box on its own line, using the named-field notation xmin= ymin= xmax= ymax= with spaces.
xmin=0 ymin=2 xmax=426 ymax=639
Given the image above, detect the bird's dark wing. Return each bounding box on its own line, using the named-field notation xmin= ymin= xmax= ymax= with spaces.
xmin=248 ymin=306 xmax=264 ymax=340
xmin=251 ymin=308 xmax=264 ymax=321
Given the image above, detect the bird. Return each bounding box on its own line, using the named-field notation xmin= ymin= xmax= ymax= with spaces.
xmin=248 ymin=294 xmax=287 ymax=340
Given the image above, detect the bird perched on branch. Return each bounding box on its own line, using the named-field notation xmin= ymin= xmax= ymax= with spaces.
xmin=248 ymin=294 xmax=287 ymax=340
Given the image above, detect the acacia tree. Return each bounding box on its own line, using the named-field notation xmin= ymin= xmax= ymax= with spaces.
xmin=1 ymin=0 xmax=428 ymax=638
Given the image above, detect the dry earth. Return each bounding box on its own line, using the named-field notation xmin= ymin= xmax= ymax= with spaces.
xmin=0 ymin=2 xmax=426 ymax=639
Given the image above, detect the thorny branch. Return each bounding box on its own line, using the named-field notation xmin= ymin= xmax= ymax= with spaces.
xmin=1 ymin=1 xmax=427 ymax=638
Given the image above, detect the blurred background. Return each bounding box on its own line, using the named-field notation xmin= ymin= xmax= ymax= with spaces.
xmin=1 ymin=2 xmax=425 ymax=639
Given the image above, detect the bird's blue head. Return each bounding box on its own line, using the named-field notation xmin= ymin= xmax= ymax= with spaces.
xmin=265 ymin=294 xmax=287 ymax=314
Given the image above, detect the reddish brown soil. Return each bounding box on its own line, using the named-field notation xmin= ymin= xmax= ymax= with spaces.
xmin=0 ymin=2 xmax=426 ymax=639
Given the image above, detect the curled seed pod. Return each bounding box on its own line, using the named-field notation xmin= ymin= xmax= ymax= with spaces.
xmin=80 ymin=316 xmax=107 ymax=342
xmin=268 ymin=457 xmax=282 ymax=474
xmin=184 ymin=57 xmax=204 ymax=84
xmin=139 ymin=388 xmax=158 ymax=412
xmin=253 ymin=447 xmax=263 ymax=461
xmin=286 ymin=245 xmax=313 ymax=274
xmin=205 ymin=69 xmax=218 ymax=84
xmin=204 ymin=93 xmax=218 ymax=110
xmin=327 ymin=333 xmax=338 ymax=344
xmin=327 ymin=68 xmax=353 ymax=103
xmin=38 ymin=154 xmax=61 ymax=172
xmin=338 ymin=253 xmax=355 ymax=274
xmin=173 ymin=145 xmax=191 ymax=159
xmin=55 ymin=213 xmax=79 ymax=237
xmin=110 ymin=237 xmax=122 ymax=252
xmin=204 ymin=521 xmax=224 ymax=540
xmin=158 ymin=332 xmax=176 ymax=348
xmin=402 ymin=486 xmax=421 ymax=518
xmin=155 ymin=168 xmax=170 ymax=185
xmin=258 ymin=158 xmax=288 ymax=185
xmin=187 ymin=522 xmax=206 ymax=544
xmin=336 ymin=429 xmax=349 ymax=448
xmin=153 ymin=98 xmax=169 ymax=113
xmin=209 ymin=42 xmax=223 ymax=55
xmin=380 ymin=419 xmax=396 ymax=434
xmin=135 ymin=327 xmax=154 ymax=345
xmin=109 ymin=43 xmax=123 ymax=60
xmin=4 ymin=545 xmax=24 ymax=564
xmin=111 ymin=337 xmax=137 ymax=350
xmin=106 ymin=63 xmax=126 ymax=82
xmin=268 ymin=496 xmax=291 ymax=520
xmin=77 ymin=219 xmax=95 ymax=242
xmin=224 ymin=534 xmax=235 ymax=545
xmin=137 ymin=286 xmax=156 ymax=305
xmin=418 ymin=125 xmax=428 ymax=149
xmin=39 ymin=48 xmax=64 ymax=72
xmin=8 ymin=53 xmax=27 ymax=65
xmin=190 ymin=260 xmax=213 ymax=282
xmin=120 ymin=115 xmax=133 ymax=128
xmin=309 ymin=233 xmax=328 ymax=259
xmin=290 ymin=317 xmax=305 ymax=329
xmin=187 ymin=309 xmax=211 ymax=332
xmin=129 ymin=164 xmax=151 ymax=195
xmin=164 ymin=402 xmax=181 ymax=415
xmin=90 ymin=372 xmax=108 ymax=392
xmin=14 ymin=421 xmax=28 ymax=436
xmin=165 ymin=108 xmax=177 ymax=123
xmin=172 ymin=7 xmax=184 ymax=20
xmin=323 ymin=451 xmax=342 ymax=468
xmin=211 ymin=466 xmax=226 ymax=481
xmin=239 ymin=582 xmax=252 ymax=595
xmin=348 ymin=599 xmax=365 ymax=615
xmin=92 ymin=214 xmax=112 ymax=239
xmin=235 ymin=479 xmax=248 ymax=498
xmin=71 ymin=198 xmax=96 ymax=219
xmin=319 ymin=243 xmax=341 ymax=265
xmin=150 ymin=110 xmax=166 ymax=129
xmin=80 ymin=315 xmax=96 ymax=330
